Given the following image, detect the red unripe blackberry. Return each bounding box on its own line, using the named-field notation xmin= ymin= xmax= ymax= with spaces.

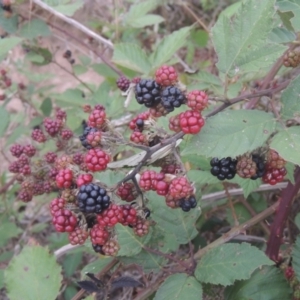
xmin=90 ymin=224 xmax=110 ymax=245
xmin=135 ymin=79 xmax=161 ymax=108
xmin=72 ymin=152 xmax=84 ymax=165
xmin=169 ymin=114 xmax=181 ymax=133
xmin=60 ymin=129 xmax=73 ymax=140
xmin=18 ymin=82 xmax=26 ymax=90
xmin=45 ymin=152 xmax=57 ymax=164
xmin=262 ymin=166 xmax=287 ymax=185
xmin=139 ymin=170 xmax=164 ymax=191
xmin=10 ymin=144 xmax=24 ymax=158
xmin=160 ymin=163 xmax=181 ymax=175
xmin=86 ymin=130 xmax=102 ymax=148
xmin=49 ymin=167 xmax=59 ymax=179
xmin=55 ymin=108 xmax=67 ymax=120
xmin=0 ymin=69 xmax=6 ymax=76
xmin=236 ymin=155 xmax=257 ymax=179
xmin=23 ymin=144 xmax=36 ymax=157
xmin=9 ymin=161 xmax=20 ymax=173
xmin=267 ymin=149 xmax=286 ymax=169
xmin=43 ymin=117 xmax=62 ymax=137
xmin=43 ymin=181 xmax=54 ymax=194
xmin=20 ymin=164 xmax=31 ymax=176
xmin=133 ymin=218 xmax=150 ymax=237
xmin=102 ymin=240 xmax=120 ymax=256
xmin=96 ymin=204 xmax=123 ymax=227
xmin=130 ymin=131 xmax=147 ymax=145
xmin=88 ymin=107 xmax=106 ymax=129
xmin=55 ymin=155 xmax=73 ymax=170
xmin=120 ymin=205 xmax=137 ymax=226
xmin=69 ymin=227 xmax=89 ymax=245
xmin=168 ymin=177 xmax=193 ymax=200
xmin=85 ymin=148 xmax=110 ymax=172
xmin=52 ymin=209 xmax=77 ymax=232
xmin=32 ymin=182 xmax=45 ymax=196
xmin=50 ymin=198 xmax=66 ymax=215
xmin=116 ymin=76 xmax=130 ymax=92
xmin=0 ymin=93 xmax=6 ymax=101
xmin=5 ymin=78 xmax=11 ymax=87
xmin=165 ymin=194 xmax=180 ymax=209
xmin=31 ymin=129 xmax=47 ymax=143
xmin=285 ymin=266 xmax=294 ymax=280
xmin=155 ymin=180 xmax=169 ymax=196
xmin=132 ymin=77 xmax=141 ymax=84
xmin=18 ymin=189 xmax=33 ymax=202
xmin=179 ymin=110 xmax=205 ymax=134
xmin=149 ymin=102 xmax=169 ymax=118
xmin=155 ymin=65 xmax=178 ymax=87
xmin=186 ymin=90 xmax=208 ymax=111
xmin=17 ymin=154 xmax=29 ymax=168
xmin=76 ymin=173 xmax=93 ymax=187
xmin=116 ymin=182 xmax=137 ymax=202
xmin=55 ymin=169 xmax=73 ymax=188
xmin=129 ymin=111 xmax=150 ymax=130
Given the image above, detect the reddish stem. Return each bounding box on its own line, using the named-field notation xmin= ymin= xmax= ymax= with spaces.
xmin=265 ymin=167 xmax=300 ymax=262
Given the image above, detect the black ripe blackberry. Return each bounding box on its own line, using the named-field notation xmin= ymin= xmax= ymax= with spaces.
xmin=136 ymin=118 xmax=144 ymax=131
xmin=135 ymin=79 xmax=161 ymax=107
xmin=79 ymin=126 xmax=97 ymax=149
xmin=92 ymin=244 xmax=105 ymax=254
xmin=210 ymin=157 xmax=237 ymax=180
xmin=161 ymin=86 xmax=186 ymax=112
xmin=77 ymin=184 xmax=110 ymax=214
xmin=116 ymin=76 xmax=131 ymax=92
xmin=251 ymin=154 xmax=266 ymax=180
xmin=179 ymin=195 xmax=197 ymax=212
xmin=143 ymin=207 xmax=151 ymax=219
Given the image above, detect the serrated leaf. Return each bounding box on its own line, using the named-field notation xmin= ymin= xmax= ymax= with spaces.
xmin=0 ymin=106 xmax=10 ymax=137
xmin=5 ymin=245 xmax=62 ymax=300
xmin=0 ymin=219 xmax=22 ymax=248
xmin=120 ymin=249 xmax=166 ymax=273
xmin=150 ymin=26 xmax=192 ymax=70
xmin=125 ymin=0 xmax=159 ymax=23
xmin=92 ymin=63 xmax=118 ymax=79
xmin=128 ymin=14 xmax=164 ymax=28
xmin=112 ymin=43 xmax=151 ymax=74
xmin=225 ymin=265 xmax=292 ymax=299
xmin=270 ymin=127 xmax=300 ymax=165
xmin=188 ymin=170 xmax=221 ymax=185
xmin=0 ymin=37 xmax=22 ymax=59
xmin=54 ymin=88 xmax=84 ymax=106
xmin=269 ymin=27 xmax=296 ymax=43
xmin=19 ymin=19 xmax=51 ymax=39
xmin=154 ymin=274 xmax=203 ymax=300
xmin=50 ymin=1 xmax=83 ymax=16
xmin=112 ymin=276 xmax=143 ymax=289
xmin=277 ymin=0 xmax=300 ymax=31
xmin=81 ymin=257 xmax=114 ymax=278
xmin=281 ymin=74 xmax=300 ymax=120
xmin=40 ymin=98 xmax=52 ymax=116
xmin=292 ymin=236 xmax=300 ymax=280
xmin=183 ymin=110 xmax=276 ymax=158
xmin=0 ymin=11 xmax=18 ymax=33
xmin=195 ymin=243 xmax=273 ymax=286
xmin=230 ymin=176 xmax=262 ymax=198
xmin=212 ymin=0 xmax=285 ymax=77
xmin=115 ymin=224 xmax=152 ymax=256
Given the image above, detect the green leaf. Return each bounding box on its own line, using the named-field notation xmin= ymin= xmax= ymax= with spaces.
xmin=281 ymin=74 xmax=300 ymax=120
xmin=81 ymin=257 xmax=114 ymax=278
xmin=125 ymin=0 xmax=159 ymax=23
xmin=5 ymin=245 xmax=62 ymax=300
xmin=63 ymin=252 xmax=82 ymax=278
xmin=195 ymin=243 xmax=273 ymax=286
xmin=224 ymin=265 xmax=292 ymax=299
xmin=295 ymin=213 xmax=300 ymax=230
xmin=0 ymin=37 xmax=22 ymax=59
xmin=0 ymin=106 xmax=10 ymax=137
xmin=0 ymin=11 xmax=18 ymax=33
xmin=128 ymin=14 xmax=164 ymax=28
xmin=115 ymin=224 xmax=152 ymax=256
xmin=0 ymin=218 xmax=22 ymax=248
xmin=230 ymin=177 xmax=262 ymax=198
xmin=112 ymin=43 xmax=151 ymax=74
xmin=120 ymin=249 xmax=166 ymax=273
xmin=183 ymin=110 xmax=276 ymax=158
xmin=212 ymin=0 xmax=286 ymax=77
xmin=40 ymin=98 xmax=52 ymax=116
xmin=277 ymin=0 xmax=300 ymax=31
xmin=54 ymin=88 xmax=84 ymax=106
xmin=286 ymin=161 xmax=295 ymax=184
xmin=154 ymin=274 xmax=203 ymax=300
xmin=49 ymin=1 xmax=83 ymax=16
xmin=268 ymin=27 xmax=296 ymax=43
xmin=19 ymin=19 xmax=51 ymax=39
xmin=92 ymin=63 xmax=119 ymax=79
xmin=150 ymin=26 xmax=192 ymax=70
xmin=73 ymin=64 xmax=88 ymax=76
xmin=190 ymin=29 xmax=209 ymax=47
xmin=188 ymin=170 xmax=221 ymax=185
xmin=292 ymin=236 xmax=300 ymax=280
xmin=270 ymin=127 xmax=300 ymax=165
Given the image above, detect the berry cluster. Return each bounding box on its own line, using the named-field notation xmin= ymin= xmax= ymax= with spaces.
xmin=283 ymin=49 xmax=300 ymax=68
xmin=210 ymin=157 xmax=237 ymax=180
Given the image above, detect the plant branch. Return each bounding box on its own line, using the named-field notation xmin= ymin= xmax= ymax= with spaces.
xmin=32 ymin=0 xmax=114 ymax=49
xmin=194 ymin=200 xmax=280 ymax=260
xmin=265 ymin=167 xmax=300 ymax=262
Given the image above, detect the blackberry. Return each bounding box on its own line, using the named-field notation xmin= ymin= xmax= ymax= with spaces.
xmin=179 ymin=195 xmax=197 ymax=212
xmin=210 ymin=157 xmax=237 ymax=180
xmin=135 ymin=79 xmax=161 ymax=108
xmin=77 ymin=183 xmax=110 ymax=214
xmin=251 ymin=154 xmax=266 ymax=180
xmin=79 ymin=126 xmax=98 ymax=149
xmin=161 ymin=86 xmax=186 ymax=112
xmin=116 ymin=76 xmax=130 ymax=92
xmin=135 ymin=118 xmax=144 ymax=131
xmin=92 ymin=244 xmax=105 ymax=254
xmin=143 ymin=208 xmax=151 ymax=219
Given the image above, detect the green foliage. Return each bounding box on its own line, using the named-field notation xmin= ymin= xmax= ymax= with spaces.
xmin=0 ymin=37 xmax=23 ymax=59
xmin=154 ymin=274 xmax=203 ymax=300
xmin=19 ymin=19 xmax=51 ymax=39
xmin=277 ymin=0 xmax=300 ymax=31
xmin=0 ymin=218 xmax=22 ymax=248
xmin=182 ymin=110 xmax=276 ymax=158
xmin=5 ymin=245 xmax=62 ymax=300
xmin=292 ymin=236 xmax=300 ymax=280
xmin=0 ymin=106 xmax=10 ymax=137
xmin=224 ymin=265 xmax=292 ymax=299
xmin=195 ymin=243 xmax=273 ymax=286
xmin=44 ymin=0 xmax=84 ymax=16
xmin=212 ymin=0 xmax=286 ymax=78
xmin=230 ymin=176 xmax=262 ymax=198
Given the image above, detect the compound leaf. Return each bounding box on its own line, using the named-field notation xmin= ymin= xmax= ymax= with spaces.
xmin=154 ymin=274 xmax=203 ymax=300
xmin=195 ymin=243 xmax=273 ymax=286
xmin=5 ymin=245 xmax=62 ymax=300
xmin=182 ymin=110 xmax=276 ymax=158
